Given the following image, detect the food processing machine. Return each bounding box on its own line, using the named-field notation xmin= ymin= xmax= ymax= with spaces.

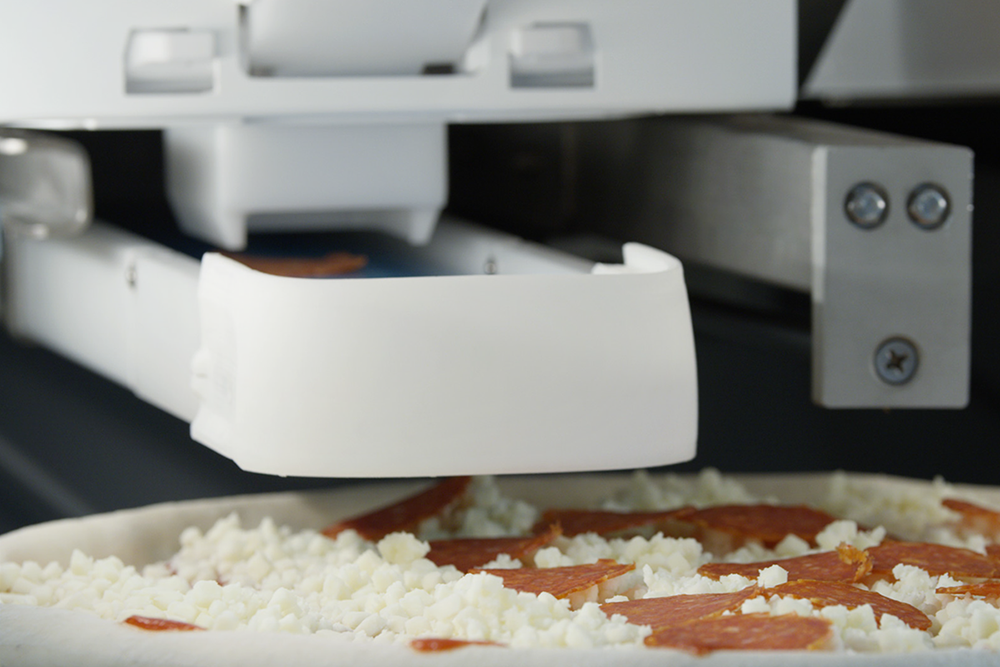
xmin=0 ymin=1 xmax=996 ymax=530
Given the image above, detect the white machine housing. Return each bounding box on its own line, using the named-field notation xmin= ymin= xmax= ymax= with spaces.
xmin=0 ymin=0 xmax=798 ymax=476
xmin=0 ymin=0 xmax=795 ymax=248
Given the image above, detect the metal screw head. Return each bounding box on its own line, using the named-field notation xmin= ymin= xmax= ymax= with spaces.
xmin=844 ymin=182 xmax=889 ymax=229
xmin=907 ymin=183 xmax=950 ymax=229
xmin=874 ymin=337 xmax=918 ymax=385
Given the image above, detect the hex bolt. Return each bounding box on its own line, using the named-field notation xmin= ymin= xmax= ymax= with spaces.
xmin=844 ymin=182 xmax=889 ymax=229
xmin=874 ymin=337 xmax=918 ymax=385
xmin=907 ymin=183 xmax=950 ymax=229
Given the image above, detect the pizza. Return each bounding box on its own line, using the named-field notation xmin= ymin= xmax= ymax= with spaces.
xmin=4 ymin=470 xmax=1000 ymax=656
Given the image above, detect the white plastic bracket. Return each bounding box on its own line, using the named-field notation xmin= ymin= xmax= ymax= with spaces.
xmin=164 ymin=123 xmax=447 ymax=250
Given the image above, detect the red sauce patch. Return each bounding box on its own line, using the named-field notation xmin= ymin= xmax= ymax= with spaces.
xmin=866 ymin=542 xmax=999 ymax=578
xmin=534 ymin=508 xmax=691 ymax=538
xmin=769 ymin=580 xmax=931 ymax=630
xmin=123 ymin=615 xmax=204 ymax=632
xmin=674 ymin=504 xmax=838 ymax=548
xmin=698 ymin=544 xmax=872 ymax=583
xmin=428 ymin=524 xmax=561 ymax=572
xmin=646 ymin=613 xmax=833 ymax=653
xmin=410 ymin=638 xmax=502 ymax=652
xmin=471 ymin=559 xmax=635 ymax=601
xmin=322 ymin=477 xmax=472 ymax=541
xmin=601 ymin=587 xmax=759 ymax=631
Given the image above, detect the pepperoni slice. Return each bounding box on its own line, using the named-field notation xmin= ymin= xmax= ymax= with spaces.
xmin=533 ymin=508 xmax=690 ymax=538
xmin=674 ymin=505 xmax=838 ymax=548
xmin=470 ymin=560 xmax=635 ymax=602
xmin=936 ymin=582 xmax=1000 ymax=597
xmin=322 ymin=477 xmax=472 ymax=541
xmin=123 ymin=615 xmax=204 ymax=632
xmin=769 ymin=580 xmax=930 ymax=630
xmin=645 ymin=614 xmax=833 ymax=653
xmin=428 ymin=525 xmax=561 ymax=572
xmin=410 ymin=638 xmax=502 ymax=652
xmin=601 ymin=587 xmax=759 ymax=631
xmin=943 ymin=498 xmax=1000 ymax=538
xmin=866 ymin=542 xmax=999 ymax=578
xmin=698 ymin=544 xmax=872 ymax=583
xmin=943 ymin=498 xmax=1000 ymax=520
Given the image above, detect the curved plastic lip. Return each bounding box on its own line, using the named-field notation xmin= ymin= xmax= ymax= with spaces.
xmin=191 ymin=233 xmax=697 ymax=478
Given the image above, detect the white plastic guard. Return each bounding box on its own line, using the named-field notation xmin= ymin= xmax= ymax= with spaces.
xmin=191 ymin=244 xmax=697 ymax=477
